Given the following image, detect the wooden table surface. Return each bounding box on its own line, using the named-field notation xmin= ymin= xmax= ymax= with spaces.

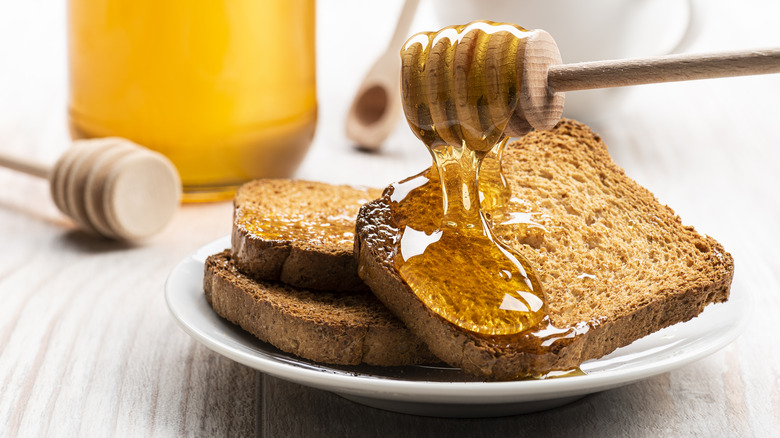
xmin=1 ymin=1 xmax=779 ymax=436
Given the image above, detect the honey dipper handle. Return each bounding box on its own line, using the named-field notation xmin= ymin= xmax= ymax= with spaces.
xmin=547 ymin=48 xmax=780 ymax=92
xmin=0 ymin=151 xmax=51 ymax=179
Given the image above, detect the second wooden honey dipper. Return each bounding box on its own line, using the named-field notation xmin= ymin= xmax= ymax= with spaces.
xmin=0 ymin=138 xmax=181 ymax=241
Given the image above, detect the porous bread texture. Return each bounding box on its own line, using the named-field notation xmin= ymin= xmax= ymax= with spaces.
xmin=205 ymin=250 xmax=437 ymax=366
xmin=355 ymin=119 xmax=733 ymax=379
xmin=232 ymin=179 xmax=381 ymax=292
xmin=493 ymin=120 xmax=733 ymax=328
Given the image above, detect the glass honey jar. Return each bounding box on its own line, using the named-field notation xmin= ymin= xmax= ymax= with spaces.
xmin=67 ymin=0 xmax=317 ymax=201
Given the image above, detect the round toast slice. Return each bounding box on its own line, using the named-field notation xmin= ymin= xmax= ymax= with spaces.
xmin=204 ymin=250 xmax=437 ymax=366
xmin=355 ymin=119 xmax=734 ymax=379
xmin=232 ymin=179 xmax=381 ymax=292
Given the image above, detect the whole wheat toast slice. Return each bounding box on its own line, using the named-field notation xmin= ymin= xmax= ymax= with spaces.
xmin=205 ymin=250 xmax=436 ymax=366
xmin=232 ymin=179 xmax=381 ymax=292
xmin=355 ymin=119 xmax=734 ymax=379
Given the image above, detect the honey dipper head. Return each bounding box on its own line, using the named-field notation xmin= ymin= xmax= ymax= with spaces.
xmin=400 ymin=21 xmax=564 ymax=150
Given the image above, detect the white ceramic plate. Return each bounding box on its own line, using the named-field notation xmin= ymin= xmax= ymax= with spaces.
xmin=165 ymin=236 xmax=749 ymax=418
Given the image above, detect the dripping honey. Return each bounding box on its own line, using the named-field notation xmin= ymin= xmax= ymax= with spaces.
xmin=396 ymin=22 xmax=547 ymax=336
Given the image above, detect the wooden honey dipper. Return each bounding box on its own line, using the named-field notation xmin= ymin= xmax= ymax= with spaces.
xmin=0 ymin=137 xmax=181 ymax=241
xmin=401 ymin=21 xmax=780 ymax=150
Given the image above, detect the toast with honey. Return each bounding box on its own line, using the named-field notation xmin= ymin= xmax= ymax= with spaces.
xmin=205 ymin=250 xmax=436 ymax=366
xmin=355 ymin=119 xmax=734 ymax=379
xmin=232 ymin=179 xmax=381 ymax=292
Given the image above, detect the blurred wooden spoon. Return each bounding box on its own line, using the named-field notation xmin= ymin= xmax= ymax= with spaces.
xmin=345 ymin=0 xmax=420 ymax=151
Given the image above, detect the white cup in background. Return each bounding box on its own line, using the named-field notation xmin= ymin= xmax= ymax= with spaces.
xmin=426 ymin=0 xmax=699 ymax=123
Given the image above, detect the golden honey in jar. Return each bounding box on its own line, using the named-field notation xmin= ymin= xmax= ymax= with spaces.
xmin=67 ymin=0 xmax=317 ymax=201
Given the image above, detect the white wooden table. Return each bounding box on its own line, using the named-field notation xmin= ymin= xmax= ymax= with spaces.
xmin=1 ymin=1 xmax=779 ymax=436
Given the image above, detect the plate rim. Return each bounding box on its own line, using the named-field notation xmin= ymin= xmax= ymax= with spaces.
xmin=165 ymin=235 xmax=750 ymax=405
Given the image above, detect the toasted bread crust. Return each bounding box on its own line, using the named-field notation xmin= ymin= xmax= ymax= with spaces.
xmin=355 ymin=119 xmax=734 ymax=379
xmin=231 ymin=179 xmax=381 ymax=292
xmin=204 ymin=250 xmax=436 ymax=366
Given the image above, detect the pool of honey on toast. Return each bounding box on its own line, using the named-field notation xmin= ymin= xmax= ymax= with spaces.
xmin=386 ymin=160 xmax=596 ymax=349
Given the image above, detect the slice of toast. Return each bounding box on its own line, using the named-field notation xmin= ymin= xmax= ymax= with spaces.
xmin=355 ymin=119 xmax=734 ymax=379
xmin=205 ymin=250 xmax=436 ymax=366
xmin=232 ymin=179 xmax=381 ymax=292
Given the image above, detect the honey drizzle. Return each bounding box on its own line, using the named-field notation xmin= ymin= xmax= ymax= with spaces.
xmin=396 ymin=22 xmax=547 ymax=336
xmin=392 ymin=21 xmax=605 ymax=376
